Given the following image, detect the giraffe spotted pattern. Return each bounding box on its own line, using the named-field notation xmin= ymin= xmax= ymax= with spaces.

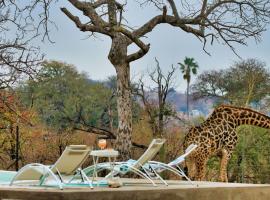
xmin=183 ymin=104 xmax=270 ymax=182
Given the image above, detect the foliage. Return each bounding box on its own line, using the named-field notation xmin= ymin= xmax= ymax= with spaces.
xmin=0 ymin=91 xmax=37 ymax=169
xmin=206 ymin=126 xmax=270 ymax=184
xmin=18 ymin=61 xmax=116 ymax=133
xmin=179 ymin=57 xmax=199 ymax=84
xmin=228 ymin=126 xmax=270 ymax=183
xmin=192 ymin=59 xmax=270 ymax=106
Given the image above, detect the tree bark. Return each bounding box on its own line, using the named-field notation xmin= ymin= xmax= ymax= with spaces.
xmin=114 ymin=62 xmax=132 ymax=160
xmin=108 ymin=35 xmax=132 ymax=160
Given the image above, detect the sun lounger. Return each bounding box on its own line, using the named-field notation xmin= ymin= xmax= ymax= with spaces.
xmin=9 ymin=145 xmax=92 ymax=189
xmin=143 ymin=143 xmax=198 ymax=185
xmin=86 ymin=143 xmax=197 ymax=186
xmin=83 ymin=139 xmax=166 ymax=186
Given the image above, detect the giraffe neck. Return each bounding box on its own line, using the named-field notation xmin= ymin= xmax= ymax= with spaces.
xmin=205 ymin=105 xmax=270 ymax=129
xmin=236 ymin=109 xmax=270 ymax=129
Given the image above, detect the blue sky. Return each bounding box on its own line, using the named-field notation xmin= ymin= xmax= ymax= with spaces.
xmin=38 ymin=1 xmax=270 ymax=92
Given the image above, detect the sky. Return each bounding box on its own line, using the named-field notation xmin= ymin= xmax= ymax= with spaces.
xmin=38 ymin=1 xmax=270 ymax=92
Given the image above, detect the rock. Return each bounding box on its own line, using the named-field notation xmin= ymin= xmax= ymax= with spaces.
xmin=108 ymin=177 xmax=123 ymax=188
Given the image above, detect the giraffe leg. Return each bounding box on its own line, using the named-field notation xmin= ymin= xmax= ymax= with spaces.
xmin=195 ymin=158 xmax=208 ymax=181
xmin=185 ymin=156 xmax=196 ymax=180
xmin=219 ymin=149 xmax=230 ymax=182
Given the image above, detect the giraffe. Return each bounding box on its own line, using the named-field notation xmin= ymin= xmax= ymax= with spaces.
xmin=183 ymin=104 xmax=270 ymax=182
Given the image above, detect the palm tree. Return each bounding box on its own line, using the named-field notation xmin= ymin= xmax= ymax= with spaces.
xmin=178 ymin=57 xmax=199 ymax=117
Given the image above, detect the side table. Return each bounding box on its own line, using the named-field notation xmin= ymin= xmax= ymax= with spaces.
xmin=90 ymin=149 xmax=119 ymax=185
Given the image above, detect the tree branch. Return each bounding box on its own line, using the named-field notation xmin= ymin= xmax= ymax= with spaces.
xmin=67 ymin=0 xmax=108 ymax=27
xmin=60 ymin=7 xmax=112 ymax=36
xmin=133 ymin=14 xmax=203 ymax=39
xmin=127 ymin=45 xmax=150 ymax=63
xmin=108 ymin=0 xmax=117 ymax=26
xmin=167 ymin=0 xmax=179 ymax=19
xmin=114 ymin=26 xmax=150 ymax=53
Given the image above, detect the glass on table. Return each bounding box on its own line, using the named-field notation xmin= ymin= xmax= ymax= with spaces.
xmin=98 ymin=139 xmax=107 ymax=150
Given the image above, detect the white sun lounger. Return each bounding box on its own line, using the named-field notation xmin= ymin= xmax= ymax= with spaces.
xmin=9 ymin=145 xmax=92 ymax=189
xmin=83 ymin=139 xmax=166 ymax=186
xmin=143 ymin=143 xmax=198 ymax=185
xmin=89 ymin=143 xmax=197 ymax=186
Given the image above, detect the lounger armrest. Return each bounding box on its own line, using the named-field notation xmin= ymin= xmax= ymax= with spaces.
xmin=69 ymin=145 xmax=89 ymax=149
xmin=148 ymin=161 xmax=167 ymax=167
xmin=68 ymin=149 xmax=91 ymax=153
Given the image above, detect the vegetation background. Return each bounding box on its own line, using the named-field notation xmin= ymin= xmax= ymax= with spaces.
xmin=0 ymin=0 xmax=270 ymax=184
xmin=0 ymin=58 xmax=269 ymax=183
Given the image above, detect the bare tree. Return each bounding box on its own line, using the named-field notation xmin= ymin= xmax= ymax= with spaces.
xmin=134 ymin=59 xmax=176 ymax=162
xmin=135 ymin=58 xmax=177 ymax=138
xmin=60 ymin=0 xmax=270 ymax=159
xmin=0 ymin=0 xmax=55 ymax=89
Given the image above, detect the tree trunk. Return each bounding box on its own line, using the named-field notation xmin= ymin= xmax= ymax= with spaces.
xmin=114 ymin=62 xmax=132 ymax=160
xmin=108 ymin=35 xmax=132 ymax=160
xmin=15 ymin=125 xmax=19 ymax=171
xmin=108 ymin=105 xmax=114 ymax=131
xmin=158 ymin=91 xmax=166 ymax=165
xmin=158 ymin=109 xmax=164 ymax=138
xmin=187 ymin=81 xmax=190 ymax=117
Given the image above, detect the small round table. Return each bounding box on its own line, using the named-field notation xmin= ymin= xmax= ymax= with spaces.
xmin=90 ymin=149 xmax=119 ymax=185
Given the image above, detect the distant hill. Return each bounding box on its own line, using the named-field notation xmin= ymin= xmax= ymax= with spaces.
xmin=92 ymin=77 xmax=215 ymax=116
xmin=167 ymin=88 xmax=215 ymax=115
xmin=167 ymin=89 xmax=270 ymax=116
